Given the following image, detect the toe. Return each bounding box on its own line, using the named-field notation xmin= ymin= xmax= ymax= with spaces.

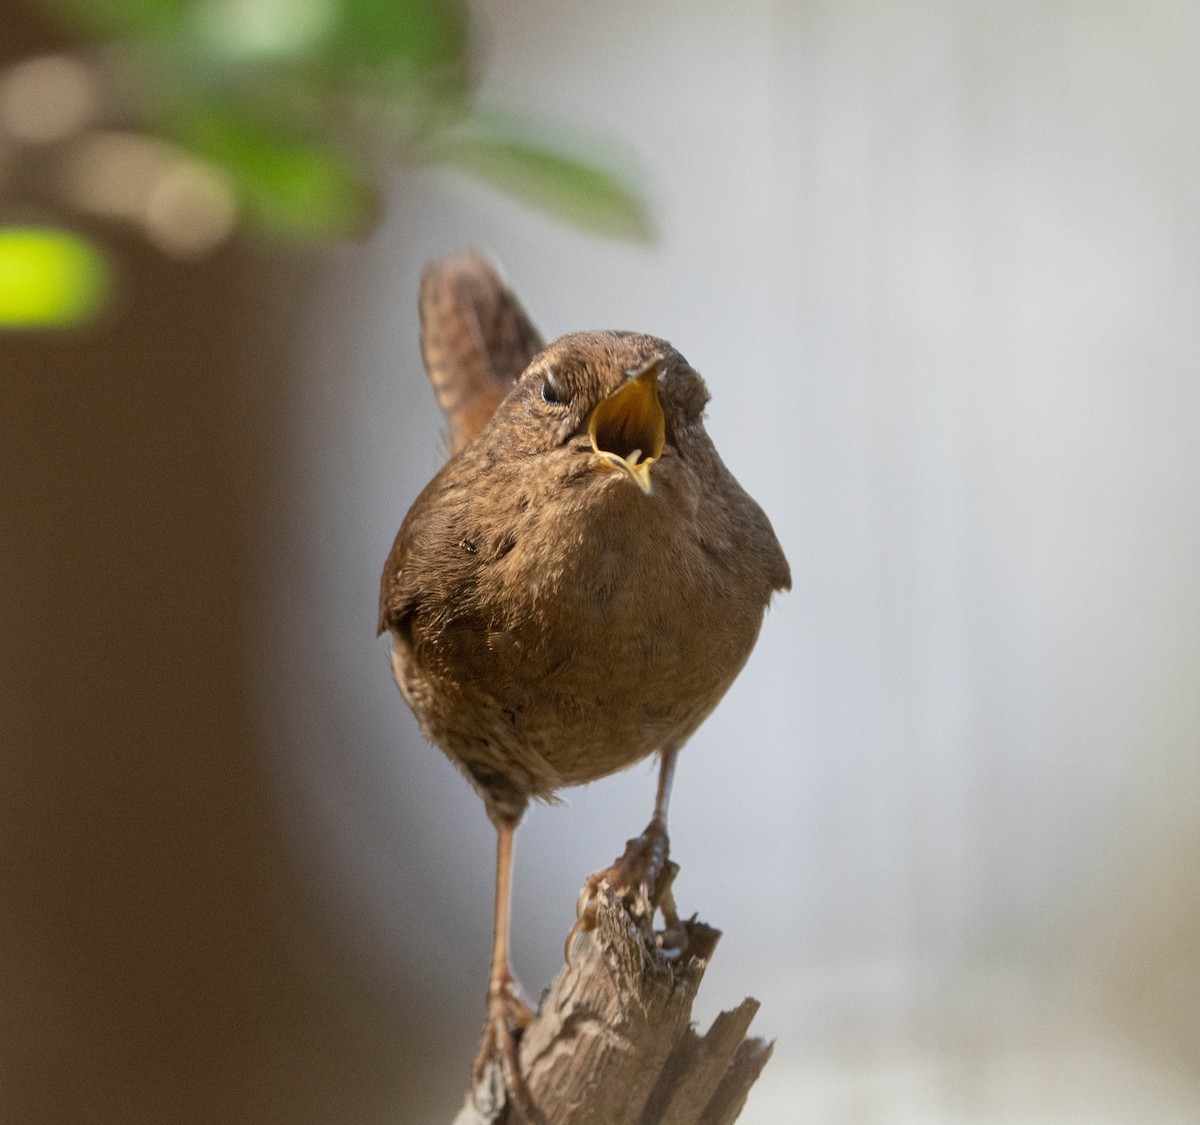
xmin=473 ymin=992 xmax=535 ymax=1115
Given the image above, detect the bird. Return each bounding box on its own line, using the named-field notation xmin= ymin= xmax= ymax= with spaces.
xmin=378 ymin=251 xmax=790 ymax=1100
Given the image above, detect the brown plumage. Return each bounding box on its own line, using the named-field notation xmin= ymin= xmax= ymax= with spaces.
xmin=378 ymin=253 xmax=790 ymax=1104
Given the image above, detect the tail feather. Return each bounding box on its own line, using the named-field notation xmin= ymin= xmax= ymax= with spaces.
xmin=419 ymin=251 xmax=544 ymax=455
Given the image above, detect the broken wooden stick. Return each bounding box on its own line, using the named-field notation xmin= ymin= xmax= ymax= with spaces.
xmin=452 ymin=870 xmax=772 ymax=1125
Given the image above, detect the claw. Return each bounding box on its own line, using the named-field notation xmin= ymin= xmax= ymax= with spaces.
xmin=564 ymin=916 xmax=586 ymax=964
xmin=566 ymin=818 xmax=679 ymax=965
xmin=655 ymin=884 xmax=688 ymax=960
xmin=564 ymin=869 xmax=607 ymax=963
xmin=472 ymin=976 xmax=536 ymax=1115
xmin=576 ymin=877 xmax=598 ymax=920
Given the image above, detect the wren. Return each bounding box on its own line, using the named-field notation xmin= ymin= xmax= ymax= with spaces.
xmin=378 ymin=252 xmax=790 ymax=1099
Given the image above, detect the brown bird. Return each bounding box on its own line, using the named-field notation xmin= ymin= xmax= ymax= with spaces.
xmin=378 ymin=252 xmax=790 ymax=1097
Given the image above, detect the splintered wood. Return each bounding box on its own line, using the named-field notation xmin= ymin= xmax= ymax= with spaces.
xmin=453 ymin=889 xmax=772 ymax=1125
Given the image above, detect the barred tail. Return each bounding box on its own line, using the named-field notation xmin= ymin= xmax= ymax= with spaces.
xmin=418 ymin=251 xmax=544 ymax=455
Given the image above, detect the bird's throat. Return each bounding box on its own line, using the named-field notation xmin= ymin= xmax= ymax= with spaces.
xmin=588 ymin=359 xmax=665 ymax=495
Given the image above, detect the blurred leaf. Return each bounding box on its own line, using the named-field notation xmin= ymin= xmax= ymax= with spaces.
xmin=178 ymin=108 xmax=372 ymax=236
xmin=430 ymin=116 xmax=653 ymax=242
xmin=42 ymin=0 xmax=468 ymax=72
xmin=30 ymin=0 xmax=655 ymax=248
xmin=38 ymin=0 xmax=191 ymax=36
xmin=187 ymin=0 xmax=338 ymax=63
xmin=329 ymin=0 xmax=468 ymax=71
xmin=0 ymin=228 xmax=109 ymax=329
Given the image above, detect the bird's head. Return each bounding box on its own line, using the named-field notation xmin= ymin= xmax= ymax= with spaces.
xmin=503 ymin=331 xmax=711 ymax=495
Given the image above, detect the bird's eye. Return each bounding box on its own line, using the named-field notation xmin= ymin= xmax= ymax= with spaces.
xmin=541 ymin=371 xmax=564 ymax=405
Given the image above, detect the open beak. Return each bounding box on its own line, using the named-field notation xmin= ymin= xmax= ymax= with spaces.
xmin=587 ymin=356 xmax=666 ymax=495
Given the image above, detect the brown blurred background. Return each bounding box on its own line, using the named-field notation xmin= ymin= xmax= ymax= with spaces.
xmin=5 ymin=2 xmax=1200 ymax=1124
xmin=0 ymin=8 xmax=458 ymax=1123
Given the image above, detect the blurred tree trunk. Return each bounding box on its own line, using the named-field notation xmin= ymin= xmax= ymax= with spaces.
xmin=0 ymin=11 xmax=450 ymax=1122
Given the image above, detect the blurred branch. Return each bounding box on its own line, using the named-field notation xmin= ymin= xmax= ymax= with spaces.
xmin=454 ymin=887 xmax=772 ymax=1125
xmin=428 ymin=112 xmax=652 ymax=243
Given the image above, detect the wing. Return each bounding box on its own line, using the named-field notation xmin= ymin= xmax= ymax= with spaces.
xmin=419 ymin=251 xmax=544 ymax=455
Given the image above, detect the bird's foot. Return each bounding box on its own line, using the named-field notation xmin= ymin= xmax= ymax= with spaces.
xmin=566 ymin=817 xmax=687 ymax=962
xmin=472 ymin=975 xmax=536 ymax=1115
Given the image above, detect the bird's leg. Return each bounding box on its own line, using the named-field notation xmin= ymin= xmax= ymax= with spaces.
xmin=473 ymin=815 xmax=536 ymax=1109
xmin=567 ymin=748 xmax=686 ymax=960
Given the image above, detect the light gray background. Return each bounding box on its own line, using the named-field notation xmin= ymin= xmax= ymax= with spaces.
xmin=253 ymin=3 xmax=1200 ymax=1120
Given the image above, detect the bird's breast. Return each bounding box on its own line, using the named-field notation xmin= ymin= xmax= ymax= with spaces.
xmin=460 ymin=473 xmax=765 ymax=788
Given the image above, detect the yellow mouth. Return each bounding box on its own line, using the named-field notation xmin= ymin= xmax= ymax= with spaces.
xmin=587 ymin=356 xmax=666 ymax=495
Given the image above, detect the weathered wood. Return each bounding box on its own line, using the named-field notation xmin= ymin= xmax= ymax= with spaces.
xmin=451 ymin=882 xmax=771 ymax=1125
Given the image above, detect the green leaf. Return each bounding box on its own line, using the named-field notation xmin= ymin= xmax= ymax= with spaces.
xmin=431 ymin=115 xmax=654 ymax=242
xmin=182 ymin=0 xmax=467 ymax=70
xmin=177 ymin=108 xmax=372 ymax=236
xmin=36 ymin=0 xmax=192 ymax=36
xmin=0 ymin=228 xmax=109 ymax=329
xmin=187 ymin=0 xmax=339 ymax=63
xmin=330 ymin=0 xmax=468 ymax=70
